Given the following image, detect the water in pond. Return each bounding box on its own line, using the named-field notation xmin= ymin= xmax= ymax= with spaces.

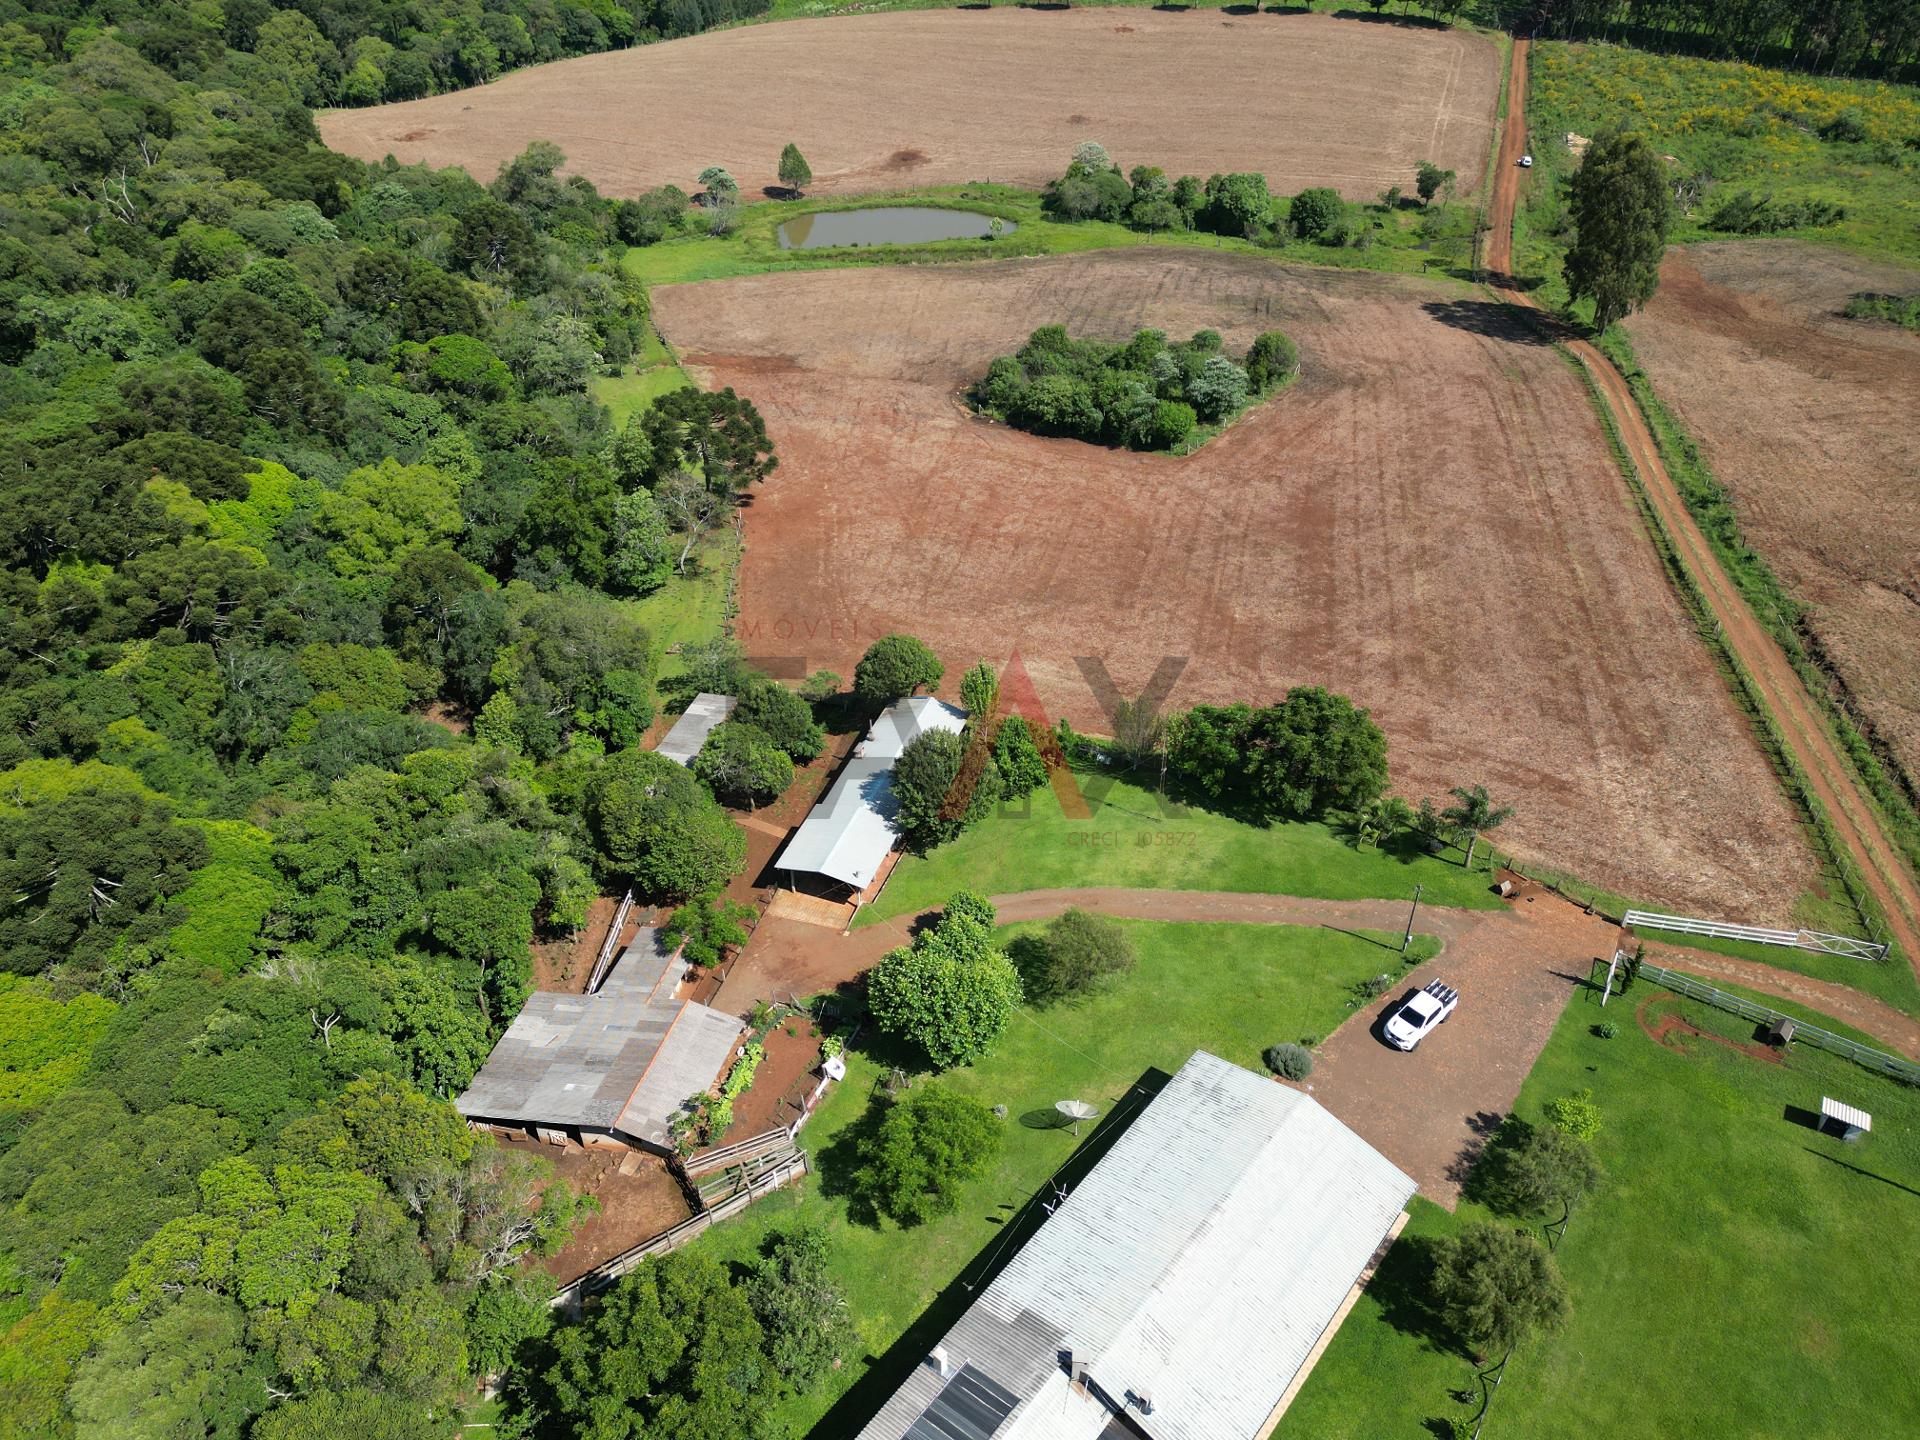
xmin=776 ymin=207 xmax=1014 ymax=251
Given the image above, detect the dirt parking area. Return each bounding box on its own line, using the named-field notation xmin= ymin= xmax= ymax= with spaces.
xmin=652 ymin=247 xmax=1812 ymax=919
xmin=1623 ymin=241 xmax=1920 ymax=797
xmin=1305 ymin=895 xmax=1615 ymax=1206
xmin=318 ymin=10 xmax=1497 ymax=202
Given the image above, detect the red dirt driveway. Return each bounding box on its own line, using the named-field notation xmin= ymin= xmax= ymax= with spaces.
xmin=1303 ymin=895 xmax=1615 ymax=1207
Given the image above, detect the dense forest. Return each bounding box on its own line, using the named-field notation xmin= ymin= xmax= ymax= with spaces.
xmin=0 ymin=7 xmax=794 ymax=1434
xmin=0 ymin=0 xmax=771 ymax=106
xmin=1515 ymin=0 xmax=1920 ymax=75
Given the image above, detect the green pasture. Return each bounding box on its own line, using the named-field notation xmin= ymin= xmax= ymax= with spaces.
xmin=1280 ymin=980 xmax=1920 ymax=1439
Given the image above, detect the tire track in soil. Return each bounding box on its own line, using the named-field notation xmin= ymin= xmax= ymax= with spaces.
xmin=1484 ymin=38 xmax=1920 ymax=981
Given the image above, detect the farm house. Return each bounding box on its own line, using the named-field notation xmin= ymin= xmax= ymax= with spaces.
xmin=776 ymin=694 xmax=968 ymax=898
xmin=854 ymin=1050 xmax=1416 ymax=1440
xmin=454 ymin=928 xmax=744 ymax=1154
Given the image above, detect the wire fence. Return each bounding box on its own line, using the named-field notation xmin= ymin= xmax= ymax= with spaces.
xmin=1638 ymin=962 xmax=1920 ymax=1085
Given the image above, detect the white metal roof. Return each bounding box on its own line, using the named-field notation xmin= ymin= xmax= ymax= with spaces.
xmin=858 ymin=1051 xmax=1417 ymax=1440
xmin=655 ymin=692 xmax=737 ymax=766
xmin=777 ymin=696 xmax=967 ymax=890
xmin=1821 ymin=1096 xmax=1872 ymax=1132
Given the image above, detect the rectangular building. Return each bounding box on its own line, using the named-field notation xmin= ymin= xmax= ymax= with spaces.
xmin=455 ymin=928 xmax=744 ymax=1152
xmin=777 ymin=695 xmax=968 ymax=895
xmin=855 ymin=1050 xmax=1416 ymax=1440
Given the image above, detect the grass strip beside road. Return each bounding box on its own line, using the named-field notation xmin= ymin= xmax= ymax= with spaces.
xmin=860 ymin=772 xmax=1503 ymax=926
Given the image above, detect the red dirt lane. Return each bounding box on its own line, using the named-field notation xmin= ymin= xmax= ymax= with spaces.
xmin=1485 ymin=39 xmax=1920 ymax=979
xmin=654 ymin=249 xmax=1812 ymax=920
xmin=318 ymin=10 xmax=1497 ymax=202
xmin=1624 ymin=242 xmax=1920 ymax=797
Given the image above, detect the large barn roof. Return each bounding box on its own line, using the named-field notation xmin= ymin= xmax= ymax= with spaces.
xmin=777 ymin=695 xmax=968 ymax=891
xmin=855 ymin=1051 xmax=1416 ymax=1440
xmin=454 ymin=928 xmax=744 ymax=1148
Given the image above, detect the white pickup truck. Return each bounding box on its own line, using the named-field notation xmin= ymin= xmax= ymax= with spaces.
xmin=1383 ymin=980 xmax=1460 ymax=1051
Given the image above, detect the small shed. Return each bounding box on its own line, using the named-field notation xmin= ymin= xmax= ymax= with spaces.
xmin=656 ymin=692 xmax=737 ymax=767
xmin=1766 ymin=1017 xmax=1796 ymax=1048
xmin=1820 ymin=1096 xmax=1872 ymax=1142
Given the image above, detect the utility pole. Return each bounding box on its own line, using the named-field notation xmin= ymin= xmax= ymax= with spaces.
xmin=1402 ymin=884 xmax=1424 ymax=955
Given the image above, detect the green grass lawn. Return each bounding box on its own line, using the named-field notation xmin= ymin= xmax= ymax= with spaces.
xmin=860 ymin=771 xmax=1505 ymax=924
xmin=689 ymin=917 xmax=1439 ymax=1438
xmin=589 ymin=321 xmax=693 ymax=426
xmin=615 ymin=528 xmax=738 ymax=711
xmin=624 ymin=183 xmax=1486 ymax=292
xmin=1279 ymin=979 xmax=1920 ymax=1439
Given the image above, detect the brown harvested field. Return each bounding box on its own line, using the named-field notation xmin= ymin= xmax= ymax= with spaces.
xmin=317 ymin=10 xmax=1498 ymax=202
xmin=652 ymin=247 xmax=1815 ymax=918
xmin=1623 ymin=241 xmax=1920 ymax=796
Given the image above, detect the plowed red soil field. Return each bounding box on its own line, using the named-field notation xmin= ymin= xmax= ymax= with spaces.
xmin=1623 ymin=241 xmax=1920 ymax=794
xmin=317 ymin=10 xmax=1497 ymax=202
xmin=651 ymin=248 xmax=1814 ymax=918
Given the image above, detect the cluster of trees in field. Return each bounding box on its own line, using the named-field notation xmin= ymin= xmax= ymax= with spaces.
xmin=1516 ymin=0 xmax=1920 ymax=77
xmin=1042 ymin=142 xmax=1467 ymax=253
xmin=0 ymin=13 xmax=825 ymax=1433
xmin=971 ymin=324 xmax=1298 ymax=451
xmin=0 ymin=0 xmax=773 ymax=109
xmin=613 ymin=142 xmax=813 ymax=244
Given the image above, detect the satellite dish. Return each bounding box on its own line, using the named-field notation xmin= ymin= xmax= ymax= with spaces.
xmin=1055 ymin=1100 xmax=1099 ymax=1136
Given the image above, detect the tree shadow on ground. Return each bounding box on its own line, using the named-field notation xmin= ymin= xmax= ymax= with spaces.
xmin=1421 ymin=298 xmax=1556 ymax=345
xmin=808 ymin=1069 xmax=1171 ymax=1437
xmin=1368 ymin=1233 xmax=1464 ymax=1356
xmin=1334 ymin=8 xmax=1451 ymax=29
xmin=1456 ymin=1114 xmax=1529 ymax=1207
xmin=813 ymin=1088 xmax=891 ymax=1226
xmin=1006 ymin=934 xmax=1054 ymax=1000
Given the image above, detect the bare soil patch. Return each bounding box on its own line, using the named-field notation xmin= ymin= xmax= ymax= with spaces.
xmin=1624 ymin=241 xmax=1920 ymax=796
xmin=498 ymin=1136 xmax=692 ymax=1284
xmin=317 ymin=10 xmax=1497 ymax=202
xmin=652 ymin=247 xmax=1812 ymax=918
xmin=1635 ymin=992 xmax=1781 ymax=1065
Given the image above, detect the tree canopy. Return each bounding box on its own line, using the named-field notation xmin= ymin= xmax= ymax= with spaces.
xmin=1564 ymin=129 xmax=1673 ymax=332
xmin=867 ymin=892 xmax=1022 ymax=1068
xmin=853 ymin=633 xmax=944 ymax=707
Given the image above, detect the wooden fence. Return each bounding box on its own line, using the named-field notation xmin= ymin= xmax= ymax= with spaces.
xmin=551 ymin=1149 xmax=809 ymax=1311
xmin=1624 ymin=910 xmax=1889 ymax=963
xmin=1638 ymin=962 xmax=1920 ymax=1084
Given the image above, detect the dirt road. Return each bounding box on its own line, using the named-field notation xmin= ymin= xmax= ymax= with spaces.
xmin=1485 ymin=39 xmax=1920 ymax=979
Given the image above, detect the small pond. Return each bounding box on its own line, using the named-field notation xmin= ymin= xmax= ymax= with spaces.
xmin=776 ymin=207 xmax=1015 ymax=251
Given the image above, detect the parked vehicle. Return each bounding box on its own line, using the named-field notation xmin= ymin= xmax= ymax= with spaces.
xmin=1518 ymin=154 xmax=1534 ymax=167
xmin=1384 ymin=980 xmax=1459 ymax=1051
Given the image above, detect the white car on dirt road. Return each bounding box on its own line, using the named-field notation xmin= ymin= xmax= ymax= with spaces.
xmin=1384 ymin=980 xmax=1460 ymax=1051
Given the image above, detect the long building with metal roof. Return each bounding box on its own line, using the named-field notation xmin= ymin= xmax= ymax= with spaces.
xmin=453 ymin=927 xmax=744 ymax=1152
xmin=776 ymin=695 xmax=968 ymax=894
xmin=655 ymin=691 xmax=737 ymax=767
xmin=855 ymin=1050 xmax=1416 ymax=1440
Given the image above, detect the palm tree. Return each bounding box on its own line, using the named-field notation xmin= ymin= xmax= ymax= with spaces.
xmin=1354 ymin=794 xmax=1415 ymax=850
xmin=1441 ymin=785 xmax=1515 ymax=871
